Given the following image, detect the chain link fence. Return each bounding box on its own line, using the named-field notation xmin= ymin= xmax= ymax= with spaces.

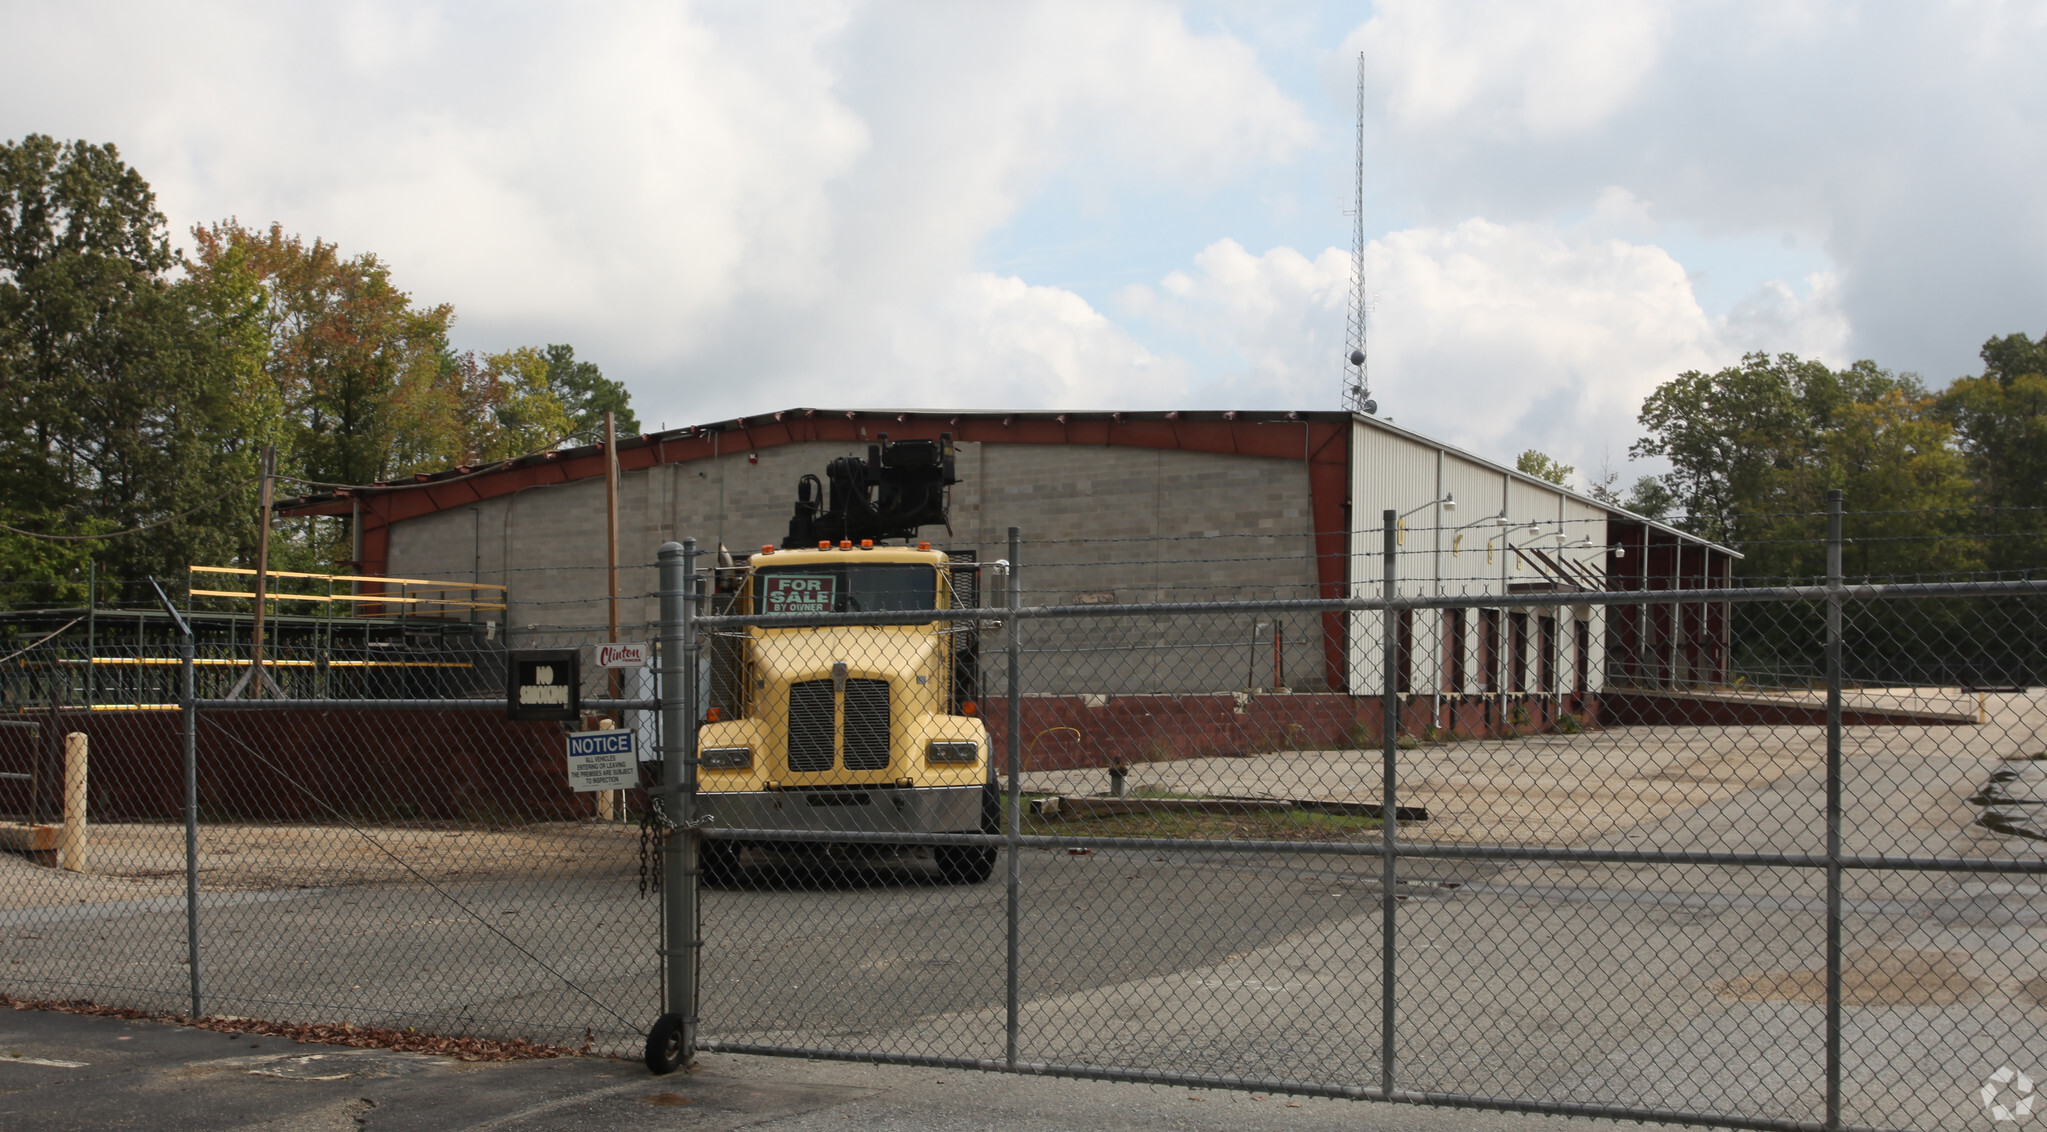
xmin=685 ymin=500 xmax=2047 ymax=1132
xmin=0 ymin=565 xmax=667 ymax=1055
xmin=3 ymin=501 xmax=2046 ymax=1130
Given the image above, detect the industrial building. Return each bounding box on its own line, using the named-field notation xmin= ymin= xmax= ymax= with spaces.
xmin=279 ymin=409 xmax=1734 ymax=727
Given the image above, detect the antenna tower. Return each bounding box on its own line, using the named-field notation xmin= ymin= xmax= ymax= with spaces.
xmin=1341 ymin=51 xmax=1375 ymax=416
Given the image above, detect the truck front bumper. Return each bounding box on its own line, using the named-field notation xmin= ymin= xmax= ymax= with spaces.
xmin=694 ymin=784 xmax=986 ymax=836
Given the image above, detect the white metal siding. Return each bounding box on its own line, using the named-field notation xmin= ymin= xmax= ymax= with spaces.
xmin=1346 ymin=419 xmax=1612 ymax=694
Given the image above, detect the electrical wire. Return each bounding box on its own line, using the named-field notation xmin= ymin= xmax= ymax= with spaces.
xmin=272 ymin=443 xmax=581 ymax=496
xmin=0 ymin=477 xmax=261 ymax=542
xmin=0 ymin=617 xmax=83 ymax=665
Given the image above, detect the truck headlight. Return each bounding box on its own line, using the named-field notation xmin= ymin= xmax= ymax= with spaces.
xmin=927 ymin=741 xmax=979 ymax=765
xmin=699 ymin=746 xmax=753 ymax=769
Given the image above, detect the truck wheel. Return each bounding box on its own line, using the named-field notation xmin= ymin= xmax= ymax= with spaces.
xmin=701 ymin=841 xmax=740 ymax=889
xmin=934 ymin=844 xmax=996 ymax=885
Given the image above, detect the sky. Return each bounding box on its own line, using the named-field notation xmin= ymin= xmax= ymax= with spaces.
xmin=4 ymin=0 xmax=2044 ymax=488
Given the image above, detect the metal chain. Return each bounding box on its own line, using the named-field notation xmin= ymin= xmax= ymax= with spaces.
xmin=638 ymin=801 xmax=658 ymax=897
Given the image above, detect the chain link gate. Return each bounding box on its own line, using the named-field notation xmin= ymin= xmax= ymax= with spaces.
xmin=672 ymin=497 xmax=2047 ymax=1132
xmin=0 ymin=566 xmax=670 ymax=1056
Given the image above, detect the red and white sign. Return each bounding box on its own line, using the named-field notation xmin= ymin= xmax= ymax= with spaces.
xmin=595 ymin=642 xmax=649 ymax=669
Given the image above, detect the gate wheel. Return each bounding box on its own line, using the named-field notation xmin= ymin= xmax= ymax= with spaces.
xmin=644 ymin=1012 xmax=693 ymax=1074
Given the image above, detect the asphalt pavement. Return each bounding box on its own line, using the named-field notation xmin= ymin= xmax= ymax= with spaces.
xmin=8 ymin=699 xmax=2046 ymax=1130
xmin=0 ymin=1006 xmax=1703 ymax=1131
xmin=7 ymin=840 xmax=2043 ymax=1129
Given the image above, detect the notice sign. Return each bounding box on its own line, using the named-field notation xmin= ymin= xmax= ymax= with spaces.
xmin=566 ymin=728 xmax=638 ymax=792
xmin=595 ymin=641 xmax=648 ymax=669
xmin=508 ymin=649 xmax=580 ymax=721
xmin=762 ymin=574 xmax=835 ymax=615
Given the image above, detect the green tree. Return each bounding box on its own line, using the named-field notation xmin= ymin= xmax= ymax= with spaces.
xmin=1632 ymin=351 xmax=1976 ymax=579
xmin=3 ymin=144 xmax=642 ymax=598
xmin=186 ymin=220 xmax=456 ymax=489
xmin=0 ymin=135 xmax=264 ymax=592
xmin=1515 ymin=449 xmax=1574 ymax=487
xmin=483 ymin=347 xmax=579 ymax=458
xmin=544 ymin=343 xmax=634 ymax=445
xmin=1936 ymin=331 xmax=2047 ymax=573
xmin=1630 ymin=353 xmax=1817 ymax=543
xmin=405 ymin=347 xmax=577 ymax=467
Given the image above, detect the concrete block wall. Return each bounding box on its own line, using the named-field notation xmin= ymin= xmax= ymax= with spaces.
xmin=384 ymin=439 xmax=1327 ymax=689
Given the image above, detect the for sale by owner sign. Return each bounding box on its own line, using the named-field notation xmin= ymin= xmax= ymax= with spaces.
xmin=762 ymin=574 xmax=835 ymax=615
xmin=565 ymin=728 xmax=638 ymax=792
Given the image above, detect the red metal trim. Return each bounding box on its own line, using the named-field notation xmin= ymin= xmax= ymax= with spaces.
xmin=1305 ymin=432 xmax=1351 ymax=692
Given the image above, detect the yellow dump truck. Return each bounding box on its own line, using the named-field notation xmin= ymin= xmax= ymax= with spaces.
xmin=692 ymin=434 xmax=997 ymax=884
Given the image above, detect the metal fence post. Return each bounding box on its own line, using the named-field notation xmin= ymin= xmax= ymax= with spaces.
xmin=1005 ymin=526 xmax=1023 ymax=1070
xmin=183 ymin=620 xmax=200 ymax=1019
xmin=1380 ymin=510 xmax=1398 ymax=1099
xmin=1824 ymin=490 xmax=1844 ymax=1129
xmin=647 ymin=539 xmax=699 ymax=1072
xmin=147 ymin=576 xmax=202 ymax=1019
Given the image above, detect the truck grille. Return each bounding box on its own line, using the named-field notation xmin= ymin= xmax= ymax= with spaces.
xmin=842 ymin=679 xmax=891 ymax=770
xmin=787 ymin=680 xmax=835 ymax=772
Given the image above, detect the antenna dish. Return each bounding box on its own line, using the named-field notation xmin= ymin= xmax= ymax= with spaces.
xmin=1348 ymin=349 xmax=1366 ymax=367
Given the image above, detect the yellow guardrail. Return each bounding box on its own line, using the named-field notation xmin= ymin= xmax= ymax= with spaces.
xmin=56 ymin=658 xmax=475 ymax=669
xmin=185 ymin=565 xmax=507 ymax=616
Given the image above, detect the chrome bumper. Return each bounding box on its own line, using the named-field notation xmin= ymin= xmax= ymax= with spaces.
xmin=694 ymin=784 xmax=985 ymax=836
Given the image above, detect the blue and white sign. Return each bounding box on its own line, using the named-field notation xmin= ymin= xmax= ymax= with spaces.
xmin=565 ymin=728 xmax=639 ymax=792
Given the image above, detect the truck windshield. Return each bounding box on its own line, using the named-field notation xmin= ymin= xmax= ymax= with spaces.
xmin=753 ymin=564 xmax=938 ymax=617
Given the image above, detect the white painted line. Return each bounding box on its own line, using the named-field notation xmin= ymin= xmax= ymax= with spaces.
xmin=1 ymin=1056 xmax=87 ymax=1068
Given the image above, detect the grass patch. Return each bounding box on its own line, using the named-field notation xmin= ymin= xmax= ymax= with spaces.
xmin=1025 ymin=807 xmax=1381 ymax=842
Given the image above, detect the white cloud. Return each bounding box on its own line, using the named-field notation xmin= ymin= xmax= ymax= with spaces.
xmin=0 ymin=1 xmax=1308 ymax=426
xmin=869 ymin=273 xmax=1190 ymax=410
xmin=8 ymin=0 xmax=2039 ymax=461
xmin=1341 ymin=0 xmax=2047 ymax=382
xmin=1122 ymin=215 xmax=1849 ymax=479
xmin=1118 ymin=238 xmax=1351 ymax=393
xmin=1353 ymin=0 xmax=1673 ymax=139
xmin=1717 ymin=272 xmax=1850 ymax=363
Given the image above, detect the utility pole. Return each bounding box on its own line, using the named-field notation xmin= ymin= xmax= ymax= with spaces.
xmin=603 ymin=412 xmax=623 ymax=821
xmin=606 ymin=411 xmax=621 ymax=653
xmin=228 ymin=445 xmax=282 ymax=699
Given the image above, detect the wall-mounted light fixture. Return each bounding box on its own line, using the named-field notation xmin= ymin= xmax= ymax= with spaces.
xmin=1449 ymin=507 xmax=1507 ymax=556
xmin=1395 ymin=493 xmax=1456 ymax=544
